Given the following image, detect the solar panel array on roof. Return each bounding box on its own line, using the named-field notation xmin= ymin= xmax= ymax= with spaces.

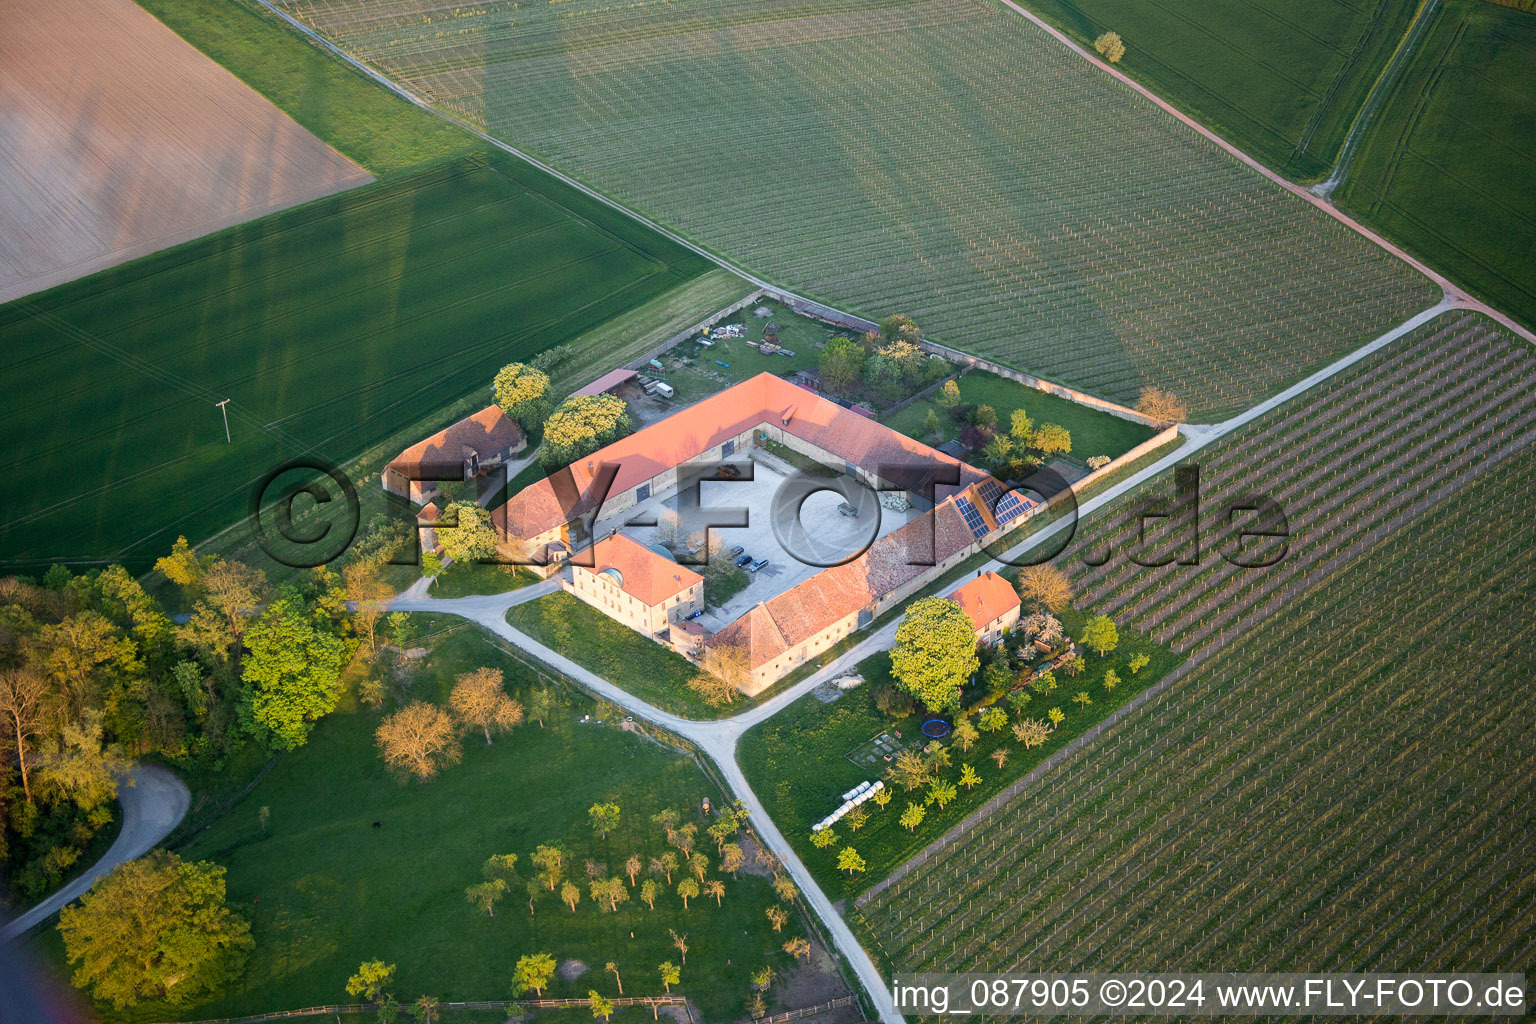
xmin=976 ymin=478 xmax=1004 ymax=512
xmin=994 ymin=490 xmax=1035 ymax=525
xmin=955 ymin=495 xmax=989 ymax=539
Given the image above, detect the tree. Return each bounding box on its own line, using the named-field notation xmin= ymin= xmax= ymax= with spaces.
xmin=493 ymin=362 xmax=550 ymax=423
xmin=900 ymin=802 xmax=927 ymax=832
xmin=603 ymin=961 xmax=623 ymax=996
xmin=532 ymin=845 xmax=565 ymax=890
xmin=1094 ymin=30 xmax=1126 ymax=63
xmin=959 ymin=763 xmax=981 ymax=790
xmin=862 ymin=351 xmax=905 ymax=404
xmin=640 ymin=878 xmax=660 ymax=909
xmin=875 ymin=685 xmax=914 ymax=717
xmin=1128 ymin=653 xmax=1151 ymax=675
xmin=243 ymin=590 xmax=353 ymax=749
xmin=58 ymin=850 xmax=253 ymax=1009
xmin=978 ymin=706 xmax=1008 ymax=733
xmin=809 ymin=827 xmax=837 ymax=849
xmin=541 ymin=394 xmax=632 ymax=470
xmin=837 ymin=847 xmax=866 ymax=875
xmin=658 ymin=961 xmax=681 ymax=994
xmin=676 ymin=877 xmax=700 ymax=908
xmin=36 ymin=712 xmax=127 ymax=813
xmin=923 ymin=408 xmax=941 ymax=441
xmin=343 ymin=560 xmax=392 ymax=653
xmin=765 ymin=905 xmax=789 ymax=932
xmin=155 ymin=535 xmax=214 ymax=592
xmin=1016 ymin=564 xmax=1073 ymax=613
xmin=1080 ymin=615 xmax=1120 ymax=657
xmin=991 ymin=748 xmax=1009 ymax=770
xmin=952 ymin=717 xmax=979 ymax=755
xmin=689 ymin=851 xmax=709 ymax=882
xmin=589 ymin=802 xmax=621 ymax=839
xmin=0 ymin=667 xmax=52 ymax=803
xmin=1032 ymin=423 xmax=1071 ymax=457
xmin=34 ymin=611 xmax=137 ymax=713
xmin=1103 ymin=669 xmax=1120 ymax=693
xmin=772 ymin=876 xmax=799 ymax=903
xmin=886 ymin=748 xmax=934 ymax=792
xmin=592 ymin=877 xmax=630 ymax=912
xmin=890 ymin=597 xmax=978 ymax=713
xmin=562 ymin=881 xmax=582 ymax=912
xmin=1066 ymin=655 xmax=1087 ymax=678
xmin=466 ymin=879 xmax=507 ymax=916
xmin=704 ymin=879 xmax=726 ymax=906
xmin=1135 ymin=386 xmax=1186 ymax=424
xmin=688 ymin=668 xmax=740 ymax=708
xmin=625 ymin=853 xmax=643 ymax=886
xmin=483 ymin=853 xmax=519 ymax=884
xmin=651 ymin=850 xmax=679 ymax=883
xmin=448 ymin=668 xmax=523 ymax=744
xmin=526 ymin=686 xmax=556 ymax=728
xmin=844 ymin=806 xmax=869 ymax=832
xmin=721 ymin=842 xmax=745 ymax=878
xmin=818 ymin=335 xmax=866 ymax=394
xmin=669 ymin=929 xmax=689 ymax=965
xmin=751 ymin=966 xmax=776 ymax=991
xmin=1013 ymin=718 xmax=1050 ymax=749
xmin=512 ymin=953 xmax=557 ymax=997
xmin=927 ymin=778 xmax=958 ymax=810
xmin=347 ymin=960 xmax=397 ymax=1001
xmin=871 ymin=786 xmax=892 ymax=811
xmin=589 ymin=990 xmax=615 ymax=1022
xmin=438 ymin=501 xmax=498 ymax=564
xmin=1073 ymin=691 xmax=1093 ymax=710
xmin=1047 ymin=707 xmax=1066 ymax=727
xmin=937 ymin=379 xmax=961 ymax=409
xmin=376 ymin=702 xmax=460 ymax=780
xmin=413 ymin=995 xmax=441 ymax=1024
xmin=784 ymin=936 xmax=812 ymax=962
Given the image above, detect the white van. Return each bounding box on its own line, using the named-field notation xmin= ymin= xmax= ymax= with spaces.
xmin=652 ymin=382 xmax=675 ymax=399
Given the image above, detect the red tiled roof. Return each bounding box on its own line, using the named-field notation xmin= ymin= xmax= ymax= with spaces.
xmin=950 ymin=571 xmax=1020 ymax=633
xmin=389 ymin=405 xmax=524 ymax=477
xmin=499 ymin=373 xmax=990 ymax=539
xmin=418 ymin=502 xmax=441 ymax=523
xmin=576 ymin=534 xmax=702 ymax=607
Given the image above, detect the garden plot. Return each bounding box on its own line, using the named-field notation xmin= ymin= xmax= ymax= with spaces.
xmin=0 ymin=0 xmax=372 ymax=302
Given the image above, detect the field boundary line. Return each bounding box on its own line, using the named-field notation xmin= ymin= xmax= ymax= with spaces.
xmin=985 ymin=0 xmax=1533 ymax=344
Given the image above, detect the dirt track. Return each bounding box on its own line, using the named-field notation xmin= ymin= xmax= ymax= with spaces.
xmin=0 ymin=0 xmax=373 ymax=303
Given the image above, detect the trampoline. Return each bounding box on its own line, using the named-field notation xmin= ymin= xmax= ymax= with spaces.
xmin=920 ymin=717 xmax=951 ymax=739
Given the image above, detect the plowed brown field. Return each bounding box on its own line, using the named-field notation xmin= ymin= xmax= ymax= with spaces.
xmin=0 ymin=0 xmax=373 ymax=302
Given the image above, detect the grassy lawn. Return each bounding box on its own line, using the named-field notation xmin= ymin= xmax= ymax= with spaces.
xmin=738 ymin=610 xmax=1181 ymax=899
xmin=1011 ymin=0 xmax=1417 ymax=180
xmin=31 ymin=622 xmax=801 ymax=1022
xmin=0 ymin=149 xmax=714 ymax=573
xmin=506 ymin=592 xmax=730 ymax=720
xmin=431 ymin=562 xmax=542 ymax=599
xmin=1337 ymin=0 xmax=1536 ymax=334
xmin=655 ymin=300 xmax=832 ymax=405
xmin=883 ymin=370 xmax=1156 ymax=463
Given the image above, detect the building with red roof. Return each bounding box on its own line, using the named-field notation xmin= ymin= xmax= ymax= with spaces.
xmin=568 ymin=534 xmax=704 ymax=639
xmin=383 ymin=405 xmax=526 ymax=505
xmin=949 ymin=571 xmax=1022 ymax=644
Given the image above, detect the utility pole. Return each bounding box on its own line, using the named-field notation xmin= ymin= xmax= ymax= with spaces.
xmin=215 ymin=398 xmax=231 ymax=443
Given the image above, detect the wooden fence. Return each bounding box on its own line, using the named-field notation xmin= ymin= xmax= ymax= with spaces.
xmin=755 ymin=995 xmax=857 ymax=1022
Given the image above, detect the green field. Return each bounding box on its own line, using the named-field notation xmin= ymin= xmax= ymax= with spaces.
xmin=739 ymin=610 xmax=1182 ymax=899
xmin=276 ymin=0 xmax=1435 ymax=419
xmin=882 ymin=370 xmax=1156 ymax=462
xmin=852 ymin=312 xmax=1536 ymax=978
xmin=506 ymin=592 xmax=727 ymax=719
xmin=0 ymin=151 xmax=717 ymax=572
xmin=1013 ymin=0 xmax=1420 ymax=180
xmin=29 ymin=623 xmax=821 ymax=1021
xmin=1337 ymin=0 xmax=1536 ymax=334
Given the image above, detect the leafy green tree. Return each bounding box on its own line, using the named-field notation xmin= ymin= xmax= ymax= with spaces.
xmin=492 ymin=362 xmax=550 ymax=424
xmin=58 ymin=851 xmax=253 ymax=1009
xmin=1047 ymin=707 xmax=1066 ymax=727
xmin=1009 ymin=408 xmax=1034 ymax=445
xmin=676 ymin=877 xmax=700 ymax=908
xmin=658 ymin=961 xmax=681 ymax=994
xmin=977 ymin=706 xmax=1008 ymax=733
xmin=541 ymin=394 xmax=632 ymax=470
xmin=347 ymin=960 xmax=397 ymax=1001
xmin=818 ymin=335 xmax=866 ymax=394
xmin=591 ymin=877 xmax=630 ymax=912
xmin=1080 ymin=615 xmax=1120 ymax=657
xmin=721 ymin=842 xmax=745 ymax=878
xmin=1013 ymin=718 xmax=1049 ymax=749
xmin=900 ymin=802 xmax=927 ymax=832
xmin=772 ymin=876 xmax=799 ymax=903
xmin=1073 ymin=691 xmax=1092 ymax=710
xmin=926 ymin=778 xmax=958 ymax=810
xmin=640 ymin=878 xmax=660 ymax=909
xmin=589 ymin=989 xmax=615 ymax=1021
xmin=1103 ymin=669 xmax=1120 ymax=693
xmin=810 ymin=827 xmax=837 ymax=849
xmin=862 ymin=352 xmax=905 ymax=404
xmin=438 ymin=501 xmax=498 ymax=564
xmin=512 ymin=952 xmax=557 ymax=997
xmin=751 ymin=965 xmax=776 ymax=991
xmin=937 ymin=379 xmax=961 ymax=409
xmin=1032 ymin=423 xmax=1072 ymax=456
xmin=837 ymin=847 xmax=866 ymax=875
xmin=923 ymin=407 xmax=942 ymax=441
xmin=1128 ymin=653 xmax=1151 ymax=675
xmin=532 ymin=844 xmax=565 ymax=890
xmin=466 ymin=879 xmax=507 ymax=916
xmin=562 ymin=881 xmax=582 ymax=911
xmin=703 ymin=879 xmax=726 ymax=906
xmin=589 ymin=802 xmax=621 ymax=839
xmin=526 ymin=686 xmax=556 ymax=727
xmin=879 ymin=314 xmax=922 ymax=345
xmin=959 ymin=763 xmax=981 ymax=790
xmin=1094 ymin=30 xmax=1126 ymax=62
xmin=891 ymin=597 xmax=978 ymax=713
xmin=242 ymin=589 xmax=353 ymax=749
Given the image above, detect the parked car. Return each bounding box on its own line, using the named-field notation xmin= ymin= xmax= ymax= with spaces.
xmin=735 ymin=553 xmax=754 ymax=567
xmin=727 ymin=545 xmax=744 ymax=559
xmin=747 ymin=559 xmax=769 ymax=573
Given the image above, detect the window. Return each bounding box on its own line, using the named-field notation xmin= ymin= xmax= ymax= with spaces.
xmin=722 ymin=439 xmax=735 ymax=458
